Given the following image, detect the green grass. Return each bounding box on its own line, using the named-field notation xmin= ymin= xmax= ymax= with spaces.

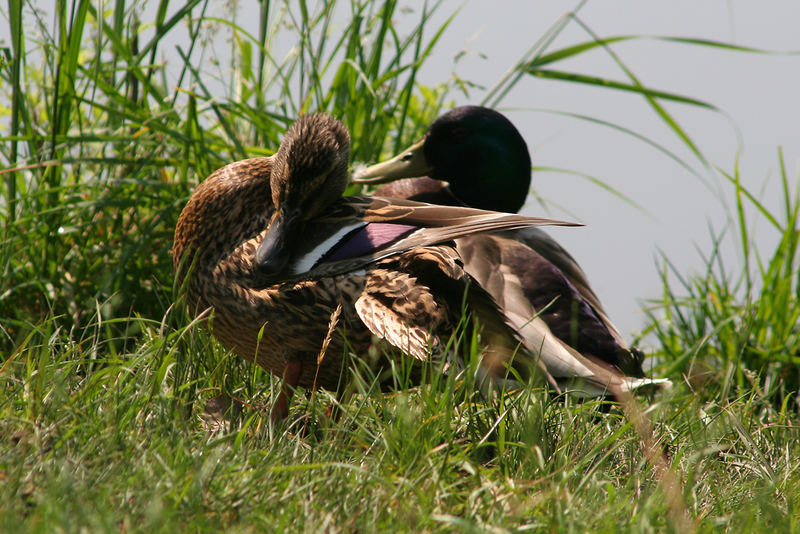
xmin=645 ymin=150 xmax=800 ymax=408
xmin=2 ymin=1 xmax=799 ymax=531
xmin=2 ymin=311 xmax=798 ymax=531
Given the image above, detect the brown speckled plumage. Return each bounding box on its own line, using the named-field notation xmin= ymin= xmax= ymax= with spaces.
xmin=173 ymin=155 xmax=368 ymax=389
xmin=174 ymin=113 xmax=668 ymax=415
xmin=173 ymin=115 xmax=570 ymax=395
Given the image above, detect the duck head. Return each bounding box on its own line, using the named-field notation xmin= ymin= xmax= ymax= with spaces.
xmin=255 ymin=113 xmax=351 ymax=276
xmin=353 ymin=106 xmax=531 ymax=213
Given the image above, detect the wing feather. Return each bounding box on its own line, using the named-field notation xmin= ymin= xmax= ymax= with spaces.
xmin=354 ymin=267 xmax=444 ymax=361
xmin=289 ymin=196 xmax=579 ymax=281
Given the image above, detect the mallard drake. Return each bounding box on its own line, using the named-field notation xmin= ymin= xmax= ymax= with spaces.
xmin=353 ymin=105 xmax=647 ymax=378
xmin=174 ymin=113 xmax=666 ymax=420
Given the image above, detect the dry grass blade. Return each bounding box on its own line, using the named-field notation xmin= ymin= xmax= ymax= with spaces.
xmin=614 ymin=386 xmax=695 ymax=533
xmin=311 ymin=303 xmax=342 ymax=393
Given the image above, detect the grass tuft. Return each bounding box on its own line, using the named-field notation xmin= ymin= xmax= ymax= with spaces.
xmin=645 ymin=150 xmax=800 ymax=408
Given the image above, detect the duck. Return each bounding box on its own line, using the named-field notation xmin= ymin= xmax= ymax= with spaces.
xmin=174 ymin=113 xmax=667 ymax=421
xmin=353 ymin=105 xmax=647 ymax=378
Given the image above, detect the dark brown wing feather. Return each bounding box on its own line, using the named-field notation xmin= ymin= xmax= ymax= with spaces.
xmin=297 ymin=196 xmax=579 ymax=280
xmin=355 ymin=244 xmax=554 ymax=386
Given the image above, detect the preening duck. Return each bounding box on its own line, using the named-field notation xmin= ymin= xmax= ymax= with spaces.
xmin=174 ymin=113 xmax=666 ymax=420
xmin=353 ymin=105 xmax=648 ymax=378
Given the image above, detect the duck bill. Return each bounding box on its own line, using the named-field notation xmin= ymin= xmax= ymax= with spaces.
xmin=352 ymin=139 xmax=431 ymax=184
xmin=255 ymin=207 xmax=301 ymax=276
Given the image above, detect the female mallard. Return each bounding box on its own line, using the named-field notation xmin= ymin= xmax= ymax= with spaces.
xmin=353 ymin=105 xmax=646 ymax=378
xmin=174 ymin=113 xmax=665 ymax=420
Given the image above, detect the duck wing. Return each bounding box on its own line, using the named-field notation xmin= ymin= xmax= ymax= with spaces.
xmin=354 ymin=244 xmax=554 ymax=387
xmin=456 ymin=234 xmax=669 ymax=394
xmin=507 ymin=227 xmax=620 ymax=335
xmin=279 ymin=196 xmax=579 ymax=281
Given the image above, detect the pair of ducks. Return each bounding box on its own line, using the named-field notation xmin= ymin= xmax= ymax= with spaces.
xmin=173 ymin=106 xmax=668 ymax=420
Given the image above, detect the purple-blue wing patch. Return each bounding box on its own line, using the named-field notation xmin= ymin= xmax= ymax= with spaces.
xmin=322 ymin=223 xmax=417 ymax=263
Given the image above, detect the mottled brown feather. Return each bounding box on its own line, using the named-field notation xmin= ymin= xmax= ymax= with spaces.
xmin=173 ymin=121 xmax=567 ymax=392
xmin=174 ymin=113 xmax=667 ymax=406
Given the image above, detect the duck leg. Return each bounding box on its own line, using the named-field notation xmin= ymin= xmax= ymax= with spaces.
xmin=271 ymin=360 xmax=303 ymax=422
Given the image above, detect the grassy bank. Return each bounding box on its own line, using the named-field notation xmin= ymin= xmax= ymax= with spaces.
xmin=1 ymin=1 xmax=799 ymax=531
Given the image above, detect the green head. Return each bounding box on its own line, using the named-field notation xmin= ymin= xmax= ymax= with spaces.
xmin=354 ymin=106 xmax=531 ymax=213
